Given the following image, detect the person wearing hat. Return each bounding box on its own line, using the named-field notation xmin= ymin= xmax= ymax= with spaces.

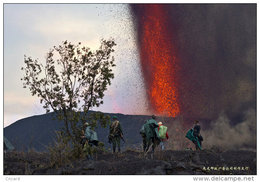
xmin=81 ymin=122 xmax=99 ymax=159
xmin=108 ymin=116 xmax=124 ymax=153
xmin=158 ymin=121 xmax=169 ymax=150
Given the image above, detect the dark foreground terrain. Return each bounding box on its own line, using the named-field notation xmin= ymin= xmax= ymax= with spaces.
xmin=4 ymin=149 xmax=256 ymax=175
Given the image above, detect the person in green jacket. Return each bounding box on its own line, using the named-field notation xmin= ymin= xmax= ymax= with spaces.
xmin=108 ymin=116 xmax=124 ymax=153
xmin=141 ymin=115 xmax=160 ymax=154
xmin=158 ymin=121 xmax=169 ymax=150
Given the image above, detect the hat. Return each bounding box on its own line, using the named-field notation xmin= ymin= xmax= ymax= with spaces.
xmin=158 ymin=122 xmax=162 ymax=125
xmin=84 ymin=122 xmax=89 ymax=126
xmin=195 ymin=120 xmax=199 ymax=124
xmin=112 ymin=116 xmax=118 ymax=120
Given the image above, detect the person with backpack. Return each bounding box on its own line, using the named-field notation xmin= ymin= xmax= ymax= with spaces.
xmin=185 ymin=120 xmax=203 ymax=150
xmin=108 ymin=116 xmax=124 ymax=153
xmin=80 ymin=122 xmax=88 ymax=148
xmin=193 ymin=120 xmax=203 ymax=150
xmin=142 ymin=115 xmax=160 ymax=156
xmin=158 ymin=121 xmax=169 ymax=150
xmin=81 ymin=122 xmax=99 ymax=159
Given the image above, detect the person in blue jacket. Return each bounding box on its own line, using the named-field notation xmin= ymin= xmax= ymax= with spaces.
xmin=81 ymin=122 xmax=99 ymax=159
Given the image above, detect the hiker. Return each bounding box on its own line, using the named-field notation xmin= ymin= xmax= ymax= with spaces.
xmin=142 ymin=115 xmax=160 ymax=156
xmin=81 ymin=122 xmax=99 ymax=159
xmin=185 ymin=120 xmax=203 ymax=150
xmin=108 ymin=116 xmax=124 ymax=153
xmin=80 ymin=122 xmax=88 ymax=148
xmin=193 ymin=120 xmax=203 ymax=150
xmin=158 ymin=121 xmax=169 ymax=150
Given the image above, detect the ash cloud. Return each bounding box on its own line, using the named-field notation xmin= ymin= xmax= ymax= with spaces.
xmin=167 ymin=4 xmax=256 ymax=121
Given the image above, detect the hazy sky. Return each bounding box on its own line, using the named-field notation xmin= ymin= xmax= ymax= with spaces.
xmin=4 ymin=4 xmax=150 ymax=127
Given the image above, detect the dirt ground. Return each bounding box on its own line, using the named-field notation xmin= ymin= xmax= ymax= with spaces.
xmin=4 ymin=149 xmax=256 ymax=175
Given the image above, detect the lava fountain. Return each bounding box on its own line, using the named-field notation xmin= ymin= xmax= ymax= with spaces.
xmin=131 ymin=5 xmax=180 ymax=117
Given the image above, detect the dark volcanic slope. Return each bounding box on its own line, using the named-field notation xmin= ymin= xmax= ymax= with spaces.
xmin=4 ymin=149 xmax=256 ymax=175
xmin=4 ymin=113 xmax=64 ymax=151
xmin=4 ymin=111 xmax=162 ymax=151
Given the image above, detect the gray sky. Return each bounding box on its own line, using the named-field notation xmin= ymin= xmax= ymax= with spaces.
xmin=4 ymin=4 xmax=150 ymax=127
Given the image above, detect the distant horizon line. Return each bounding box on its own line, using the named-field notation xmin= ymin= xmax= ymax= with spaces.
xmin=4 ymin=109 xmax=211 ymax=129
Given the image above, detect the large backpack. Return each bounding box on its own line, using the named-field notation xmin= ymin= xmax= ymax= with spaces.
xmin=110 ymin=120 xmax=121 ymax=137
xmin=158 ymin=125 xmax=168 ymax=139
xmin=185 ymin=129 xmax=194 ymax=141
xmin=185 ymin=129 xmax=201 ymax=150
xmin=85 ymin=126 xmax=98 ymax=142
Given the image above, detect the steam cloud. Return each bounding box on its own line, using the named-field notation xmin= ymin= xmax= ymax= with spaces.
xmin=159 ymin=108 xmax=256 ymax=150
xmin=203 ymin=108 xmax=256 ymax=150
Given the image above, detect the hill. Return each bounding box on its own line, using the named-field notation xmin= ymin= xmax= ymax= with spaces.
xmin=4 ymin=111 xmax=173 ymax=151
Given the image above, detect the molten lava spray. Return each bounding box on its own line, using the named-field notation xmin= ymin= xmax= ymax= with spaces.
xmin=131 ymin=5 xmax=180 ymax=117
xmin=131 ymin=4 xmax=256 ymax=150
xmin=132 ymin=4 xmax=255 ymax=123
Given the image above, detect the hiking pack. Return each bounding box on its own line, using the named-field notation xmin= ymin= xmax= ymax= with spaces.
xmin=110 ymin=120 xmax=121 ymax=136
xmin=158 ymin=125 xmax=168 ymax=139
xmin=185 ymin=129 xmax=202 ymax=150
xmin=143 ymin=119 xmax=160 ymax=140
xmin=85 ymin=126 xmax=98 ymax=142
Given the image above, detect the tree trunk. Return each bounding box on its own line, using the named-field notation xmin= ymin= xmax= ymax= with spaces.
xmin=63 ymin=109 xmax=71 ymax=137
xmin=65 ymin=119 xmax=71 ymax=137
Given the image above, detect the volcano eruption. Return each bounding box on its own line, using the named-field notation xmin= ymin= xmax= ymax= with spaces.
xmin=131 ymin=5 xmax=180 ymax=117
xmin=131 ymin=4 xmax=256 ymax=122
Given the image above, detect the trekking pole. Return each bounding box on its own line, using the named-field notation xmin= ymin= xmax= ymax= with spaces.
xmin=121 ymin=136 xmax=126 ymax=144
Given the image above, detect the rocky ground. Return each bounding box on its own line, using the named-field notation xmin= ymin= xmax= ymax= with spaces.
xmin=4 ymin=149 xmax=256 ymax=175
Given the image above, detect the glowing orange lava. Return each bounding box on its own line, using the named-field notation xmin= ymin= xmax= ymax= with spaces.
xmin=138 ymin=5 xmax=180 ymax=117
